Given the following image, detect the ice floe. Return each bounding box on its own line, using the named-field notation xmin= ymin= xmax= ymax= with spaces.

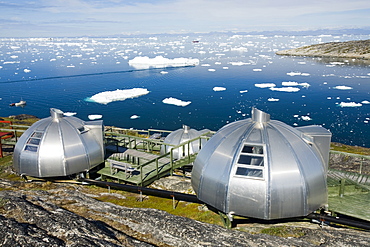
xmin=239 ymin=90 xmax=248 ymax=93
xmin=270 ymin=87 xmax=300 ymax=92
xmin=89 ymin=88 xmax=149 ymax=104
xmin=253 ymin=68 xmax=262 ymax=71
xmin=128 ymin=56 xmax=199 ymax=69
xmin=338 ymin=102 xmax=362 ymax=107
xmin=334 ymin=85 xmax=353 ymax=90
xmin=162 ymin=97 xmax=191 ymax=107
xmin=23 ymin=69 xmax=31 ymax=73
xmin=63 ymin=112 xmax=77 ymax=116
xmin=88 ymin=114 xmax=103 ymax=120
xmin=268 ymin=98 xmax=279 ymax=102
xmin=286 ymin=71 xmax=310 ymax=76
xmin=255 ymin=83 xmax=276 ymax=88
xmin=361 ymin=100 xmax=370 ymax=104
xmin=213 ymin=87 xmax=226 ymax=91
xmin=208 ymin=69 xmax=216 ymax=72
xmin=282 ymin=81 xmax=310 ymax=88
xmin=301 ymin=116 xmax=312 ymax=121
xmin=130 ymin=115 xmax=140 ymax=119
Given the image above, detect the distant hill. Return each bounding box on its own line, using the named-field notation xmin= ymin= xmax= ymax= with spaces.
xmin=276 ymin=39 xmax=370 ymax=59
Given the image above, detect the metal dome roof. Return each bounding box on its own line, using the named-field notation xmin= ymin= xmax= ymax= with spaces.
xmin=13 ymin=108 xmax=105 ymax=178
xmin=160 ymin=125 xmax=210 ymax=159
xmin=191 ymin=108 xmax=331 ymax=220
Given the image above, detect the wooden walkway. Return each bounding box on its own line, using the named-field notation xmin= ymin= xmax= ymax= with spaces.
xmin=327 ymin=169 xmax=370 ymax=221
xmin=98 ymin=148 xmax=196 ymax=186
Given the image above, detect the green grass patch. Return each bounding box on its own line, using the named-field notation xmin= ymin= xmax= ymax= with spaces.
xmin=331 ymin=142 xmax=370 ymax=156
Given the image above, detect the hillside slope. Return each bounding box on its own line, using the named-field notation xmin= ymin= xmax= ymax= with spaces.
xmin=276 ymin=39 xmax=370 ymax=59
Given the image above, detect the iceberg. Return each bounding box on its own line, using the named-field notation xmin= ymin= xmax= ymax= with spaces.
xmin=270 ymin=87 xmax=300 ymax=92
xmin=253 ymin=68 xmax=262 ymax=71
xmin=23 ymin=69 xmax=31 ymax=73
xmin=88 ymin=114 xmax=103 ymax=120
xmin=334 ymin=85 xmax=353 ymax=90
xmin=255 ymin=83 xmax=276 ymax=88
xmin=361 ymin=100 xmax=370 ymax=104
xmin=64 ymin=112 xmax=77 ymax=116
xmin=268 ymin=98 xmax=279 ymax=102
xmin=128 ymin=56 xmax=199 ymax=69
xmin=213 ymin=87 xmax=226 ymax=91
xmin=239 ymin=90 xmax=248 ymax=93
xmin=89 ymin=88 xmax=149 ymax=104
xmin=130 ymin=115 xmax=140 ymax=119
xmin=339 ymin=102 xmax=362 ymax=107
xmin=301 ymin=116 xmax=312 ymax=121
xmin=162 ymin=97 xmax=191 ymax=107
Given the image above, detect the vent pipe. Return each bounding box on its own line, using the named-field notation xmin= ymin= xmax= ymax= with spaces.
xmin=251 ymin=108 xmax=270 ymax=123
xmin=50 ymin=108 xmax=64 ymax=120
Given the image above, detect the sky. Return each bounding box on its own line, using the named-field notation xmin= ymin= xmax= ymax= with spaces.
xmin=0 ymin=0 xmax=370 ymax=37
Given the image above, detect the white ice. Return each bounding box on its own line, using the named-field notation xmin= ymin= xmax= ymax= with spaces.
xmin=63 ymin=112 xmax=77 ymax=116
xmin=162 ymin=97 xmax=191 ymax=107
xmin=339 ymin=102 xmax=362 ymax=107
xmin=213 ymin=87 xmax=226 ymax=91
xmin=253 ymin=68 xmax=262 ymax=71
xmin=23 ymin=69 xmax=31 ymax=73
xmin=130 ymin=115 xmax=140 ymax=119
xmin=270 ymin=87 xmax=300 ymax=92
xmin=361 ymin=100 xmax=370 ymax=104
xmin=128 ymin=56 xmax=199 ymax=69
xmin=239 ymin=90 xmax=248 ymax=93
xmin=268 ymin=98 xmax=279 ymax=102
xmin=89 ymin=88 xmax=149 ymax=104
xmin=282 ymin=81 xmax=310 ymax=88
xmin=301 ymin=116 xmax=312 ymax=121
xmin=334 ymin=85 xmax=353 ymax=90
xmin=88 ymin=114 xmax=103 ymax=120
xmin=255 ymin=83 xmax=276 ymax=88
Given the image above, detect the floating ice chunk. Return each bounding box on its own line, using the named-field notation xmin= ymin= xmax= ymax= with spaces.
xmin=282 ymin=81 xmax=298 ymax=86
xmin=361 ymin=100 xmax=370 ymax=104
xmin=299 ymin=82 xmax=310 ymax=88
xmin=253 ymin=68 xmax=262 ymax=71
xmin=201 ymin=64 xmax=211 ymax=67
xmin=293 ymin=115 xmax=299 ymax=118
xmin=222 ymin=67 xmax=229 ymax=69
xmin=23 ymin=69 xmax=31 ymax=73
xmin=88 ymin=114 xmax=102 ymax=120
xmin=213 ymin=87 xmax=226 ymax=91
xmin=327 ymin=97 xmax=332 ymax=100
xmin=301 ymin=116 xmax=312 ymax=121
xmin=268 ymin=98 xmax=279 ymax=102
xmin=334 ymin=85 xmax=352 ymax=90
xmin=89 ymin=88 xmax=149 ymax=104
xmin=339 ymin=102 xmax=362 ymax=107
xmin=67 ymin=65 xmax=75 ymax=68
xmin=270 ymin=87 xmax=300 ymax=92
xmin=208 ymin=69 xmax=216 ymax=72
xmin=287 ymin=71 xmax=301 ymax=76
xmin=160 ymin=71 xmax=168 ymax=74
xmin=64 ymin=112 xmax=77 ymax=116
xmin=230 ymin=61 xmax=249 ymax=66
xmin=10 ymin=55 xmax=18 ymax=59
xmin=128 ymin=56 xmax=199 ymax=69
xmin=255 ymin=83 xmax=276 ymax=88
xmin=301 ymin=73 xmax=310 ymax=76
xmin=298 ymin=62 xmax=306 ymax=64
xmin=130 ymin=115 xmax=140 ymax=119
xmin=162 ymin=97 xmax=191 ymax=107
xmin=50 ymin=58 xmax=56 ymax=62
xmin=239 ymin=90 xmax=248 ymax=93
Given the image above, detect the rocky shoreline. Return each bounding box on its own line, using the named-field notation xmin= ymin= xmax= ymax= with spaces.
xmin=276 ymin=39 xmax=370 ymax=59
xmin=1 ymin=181 xmax=370 ymax=247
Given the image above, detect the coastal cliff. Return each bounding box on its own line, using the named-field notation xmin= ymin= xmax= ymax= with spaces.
xmin=276 ymin=39 xmax=370 ymax=59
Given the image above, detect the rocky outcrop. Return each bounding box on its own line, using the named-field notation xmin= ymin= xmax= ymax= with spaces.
xmin=329 ymin=152 xmax=370 ymax=175
xmin=1 ymin=181 xmax=370 ymax=247
xmin=276 ymin=39 xmax=370 ymax=59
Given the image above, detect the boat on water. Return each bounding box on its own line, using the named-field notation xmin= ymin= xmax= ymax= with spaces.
xmin=10 ymin=100 xmax=26 ymax=107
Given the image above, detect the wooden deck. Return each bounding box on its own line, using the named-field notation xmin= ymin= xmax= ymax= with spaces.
xmin=327 ymin=170 xmax=370 ymax=221
xmin=98 ymin=148 xmax=196 ymax=186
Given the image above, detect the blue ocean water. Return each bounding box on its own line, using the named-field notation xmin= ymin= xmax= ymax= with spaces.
xmin=0 ymin=34 xmax=369 ymax=147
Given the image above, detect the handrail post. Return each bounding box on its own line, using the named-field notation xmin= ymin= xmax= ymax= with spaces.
xmin=156 ymin=159 xmax=159 ymax=179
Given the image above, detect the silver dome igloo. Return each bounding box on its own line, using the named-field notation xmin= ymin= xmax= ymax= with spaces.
xmin=191 ymin=108 xmax=331 ymax=220
xmin=160 ymin=125 xmax=210 ymax=160
xmin=13 ymin=108 xmax=105 ymax=178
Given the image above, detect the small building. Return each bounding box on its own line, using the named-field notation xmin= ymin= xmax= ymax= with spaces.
xmin=13 ymin=108 xmax=105 ymax=178
xmin=160 ymin=125 xmax=210 ymax=160
xmin=191 ymin=108 xmax=331 ymax=220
